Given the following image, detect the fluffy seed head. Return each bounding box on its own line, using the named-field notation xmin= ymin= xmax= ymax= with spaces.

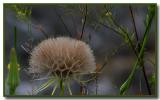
xmin=29 ymin=37 xmax=96 ymax=78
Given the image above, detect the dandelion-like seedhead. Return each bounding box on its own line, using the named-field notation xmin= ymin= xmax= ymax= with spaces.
xmin=29 ymin=37 xmax=96 ymax=79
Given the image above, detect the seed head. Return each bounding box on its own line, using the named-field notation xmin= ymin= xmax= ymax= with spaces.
xmin=29 ymin=37 xmax=96 ymax=79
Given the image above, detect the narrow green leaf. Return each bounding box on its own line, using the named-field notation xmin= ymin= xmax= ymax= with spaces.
xmin=7 ymin=48 xmax=20 ymax=95
xmin=120 ymin=76 xmax=132 ymax=95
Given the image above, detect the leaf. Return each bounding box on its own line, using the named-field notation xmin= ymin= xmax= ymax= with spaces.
xmin=120 ymin=76 xmax=132 ymax=95
xmin=5 ymin=4 xmax=32 ymax=21
xmin=7 ymin=48 xmax=20 ymax=95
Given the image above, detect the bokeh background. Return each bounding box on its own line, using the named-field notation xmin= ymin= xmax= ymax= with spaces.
xmin=4 ymin=4 xmax=156 ymax=96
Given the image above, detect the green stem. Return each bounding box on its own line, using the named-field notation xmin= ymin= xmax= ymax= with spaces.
xmin=59 ymin=79 xmax=64 ymax=96
xmin=120 ymin=6 xmax=155 ymax=95
xmin=9 ymin=87 xmax=15 ymax=95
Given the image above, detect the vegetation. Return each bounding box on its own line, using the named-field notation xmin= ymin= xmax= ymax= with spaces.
xmin=4 ymin=4 xmax=156 ymax=96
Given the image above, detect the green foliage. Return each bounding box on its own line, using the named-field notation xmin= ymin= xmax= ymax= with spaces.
xmin=7 ymin=48 xmax=20 ymax=95
xmin=145 ymin=5 xmax=156 ymax=27
xmin=120 ymin=75 xmax=132 ymax=95
xmin=120 ymin=4 xmax=156 ymax=95
xmin=6 ymin=26 xmax=20 ymax=95
xmin=4 ymin=4 xmax=156 ymax=96
xmin=149 ymin=73 xmax=155 ymax=87
xmin=98 ymin=6 xmax=135 ymax=45
xmin=59 ymin=79 xmax=65 ymax=96
xmin=5 ymin=4 xmax=32 ymax=21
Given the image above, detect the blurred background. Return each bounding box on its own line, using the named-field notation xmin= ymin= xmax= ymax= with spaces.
xmin=4 ymin=4 xmax=156 ymax=96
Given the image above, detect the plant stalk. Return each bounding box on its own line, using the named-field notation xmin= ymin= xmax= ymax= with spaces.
xmin=129 ymin=5 xmax=151 ymax=95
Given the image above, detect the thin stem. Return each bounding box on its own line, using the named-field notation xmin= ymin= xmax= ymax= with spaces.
xmin=111 ymin=16 xmax=138 ymax=55
xmin=129 ymin=5 xmax=141 ymax=54
xmin=51 ymin=83 xmax=58 ymax=95
xmin=38 ymin=26 xmax=49 ymax=38
xmin=80 ymin=4 xmax=87 ymax=39
xmin=99 ymin=22 xmax=121 ymax=36
xmin=120 ymin=6 xmax=155 ymax=95
xmin=139 ymin=69 xmax=142 ymax=94
xmin=79 ymin=4 xmax=88 ymax=95
xmin=129 ymin=5 xmax=151 ymax=95
xmin=34 ymin=79 xmax=55 ymax=94
xmin=80 ymin=82 xmax=83 ymax=95
xmin=129 ymin=5 xmax=139 ymax=43
xmin=54 ymin=8 xmax=72 ymax=37
xmin=99 ymin=18 xmax=138 ymax=59
xmin=98 ymin=10 xmax=153 ymax=95
xmin=32 ymin=24 xmax=49 ymax=38
xmin=80 ymin=82 xmax=87 ymax=95
xmin=67 ymin=81 xmax=72 ymax=95
xmin=95 ymin=74 xmax=98 ymax=95
xmin=142 ymin=59 xmax=152 ymax=95
xmin=14 ymin=26 xmax=17 ymax=49
xmin=59 ymin=79 xmax=65 ymax=96
xmin=79 ymin=75 xmax=97 ymax=83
